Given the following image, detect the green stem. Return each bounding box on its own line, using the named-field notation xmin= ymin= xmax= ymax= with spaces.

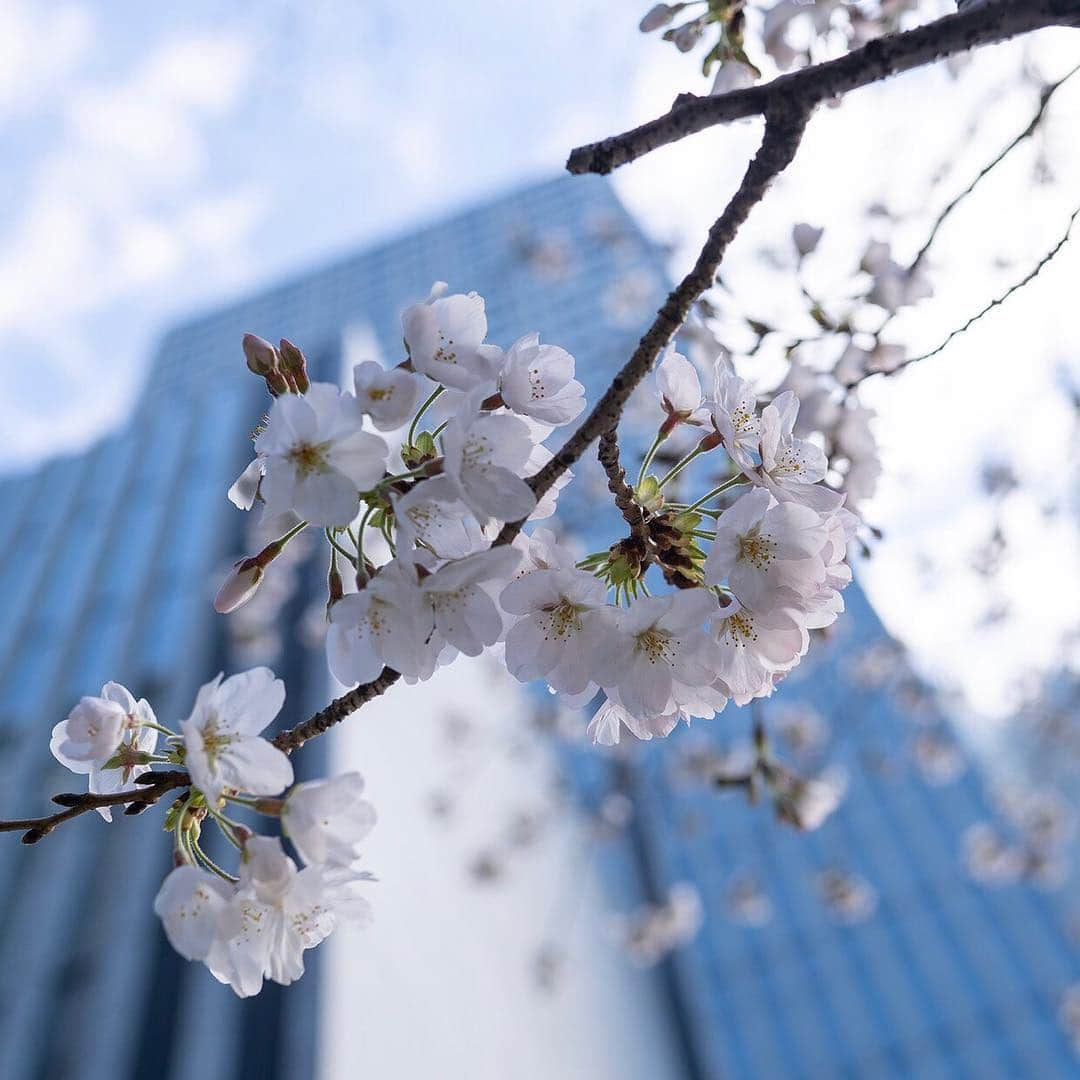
xmin=683 ymin=475 xmax=748 ymax=514
xmin=324 ymin=527 xmax=359 ymax=568
xmin=355 ymin=504 xmax=376 ymax=576
xmin=656 ymin=444 xmax=707 ymax=491
xmin=406 ymin=385 xmax=445 ymax=448
xmin=205 ymin=802 xmax=245 ymax=850
xmin=636 ymin=430 xmax=667 ymax=488
xmin=192 ymin=837 xmax=239 ymax=883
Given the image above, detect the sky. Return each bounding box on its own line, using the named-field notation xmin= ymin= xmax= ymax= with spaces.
xmin=1 ymin=0 xmax=1077 ymax=723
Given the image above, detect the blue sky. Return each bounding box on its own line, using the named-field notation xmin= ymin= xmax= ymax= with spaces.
xmin=2 ymin=0 xmax=1078 ymax=715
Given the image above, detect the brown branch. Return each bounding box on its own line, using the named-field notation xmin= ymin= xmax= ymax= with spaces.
xmin=597 ymin=428 xmax=654 ymax=559
xmin=0 ymin=770 xmax=190 ymax=844
xmin=567 ymin=0 xmax=1080 ymax=176
xmin=494 ymin=102 xmax=810 ymax=548
xmin=272 ymin=667 xmax=402 ymax=752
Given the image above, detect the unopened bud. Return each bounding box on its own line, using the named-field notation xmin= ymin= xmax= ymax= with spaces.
xmin=640 ymin=4 xmax=676 ymax=32
xmin=668 ymin=19 xmax=703 ymax=52
xmin=243 ymin=334 xmax=278 ymax=376
xmin=214 ymin=559 xmax=264 ymax=614
xmin=51 ymin=793 xmax=84 ymax=807
xmin=21 ymin=827 xmax=45 ymax=845
xmin=278 ymin=338 xmax=310 ymax=392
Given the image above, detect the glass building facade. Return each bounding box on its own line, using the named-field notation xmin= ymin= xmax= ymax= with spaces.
xmin=0 ymin=174 xmax=1076 ymax=1078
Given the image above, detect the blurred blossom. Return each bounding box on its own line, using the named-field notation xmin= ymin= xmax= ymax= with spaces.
xmin=962 ymin=823 xmax=1024 ymax=887
xmin=726 ymin=875 xmax=774 ymax=928
xmin=614 ymin=883 xmax=704 ymax=966
xmin=912 ymin=730 xmax=966 ymax=786
xmin=817 ymin=869 xmax=878 ymax=925
xmin=1059 ymin=984 xmax=1080 ymax=1053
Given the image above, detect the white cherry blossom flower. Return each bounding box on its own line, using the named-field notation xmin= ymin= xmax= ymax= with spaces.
xmin=393 ymin=476 xmax=487 ymax=559
xmin=756 ymin=391 xmax=842 ymax=512
xmin=497 ymin=333 xmax=585 ymax=426
xmin=586 ymin=683 xmax=725 ymax=746
xmin=255 ymin=382 xmax=389 ymax=527
xmin=587 ymin=694 xmax=677 ymax=746
xmin=282 ymin=772 xmax=377 ymax=869
xmin=51 ymin=683 xmax=136 ymax=772
xmin=326 ymin=560 xmax=438 ymax=685
xmin=401 ymin=283 xmax=496 ymax=390
xmin=212 ymin=836 xmax=372 ymax=997
xmin=441 ymin=392 xmax=537 ymax=523
xmin=710 ymin=595 xmax=810 ymax=706
xmin=501 ymin=569 xmax=610 ymax=695
xmin=421 ymin=548 xmax=522 ymax=656
xmin=656 ymin=346 xmax=708 ymax=427
xmin=154 ymin=865 xmax=234 ymax=964
xmin=704 ymin=488 xmax=828 ymax=609
xmin=709 ymin=364 xmax=761 ymax=471
xmin=593 ymin=590 xmax=721 ymax=721
xmin=51 ymin=682 xmax=158 ymax=821
xmin=352 ymin=361 xmax=423 ymax=431
xmin=228 ymin=458 xmax=264 ymax=510
xmin=180 ymin=668 xmax=293 ymax=804
xmin=512 ymin=526 xmax=576 ymax=574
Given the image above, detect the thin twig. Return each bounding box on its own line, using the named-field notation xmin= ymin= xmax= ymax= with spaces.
xmin=909 ymin=62 xmax=1080 ymax=274
xmin=852 ymin=203 xmax=1079 ymax=385
xmin=567 ymin=0 xmax=1080 ymax=175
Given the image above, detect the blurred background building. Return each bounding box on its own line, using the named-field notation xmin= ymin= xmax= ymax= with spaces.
xmin=0 ymin=175 xmax=1077 ymax=1079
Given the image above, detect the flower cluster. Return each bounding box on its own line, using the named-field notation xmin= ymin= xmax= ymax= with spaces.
xmin=49 ymin=670 xmax=376 ymax=997
xmin=222 ymin=288 xmax=854 ymax=752
xmin=36 ymin=280 xmax=857 ymax=997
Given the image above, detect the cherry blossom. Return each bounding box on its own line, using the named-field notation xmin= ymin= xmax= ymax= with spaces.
xmin=498 ymin=332 xmax=585 ymax=426
xmin=352 ymin=361 xmax=423 ymax=431
xmin=401 ymin=282 xmax=496 ymax=390
xmin=213 ymin=837 xmax=372 ymax=997
xmin=756 ymin=391 xmax=842 ymax=512
xmin=592 ymin=591 xmax=722 ymax=721
xmin=710 ymin=595 xmax=811 ymax=706
xmin=326 ymin=560 xmax=439 ymax=685
xmin=282 ymin=772 xmax=377 ymax=869
xmin=154 ymin=865 xmax=233 ymax=965
xmin=393 ymin=476 xmax=487 ymax=560
xmin=501 ymin=568 xmax=610 ymax=695
xmin=656 ymin=346 xmax=708 ymax=427
xmin=420 ymin=548 xmax=522 ymax=656
xmin=441 ymin=391 xmax=537 ymax=523
xmin=51 ymin=682 xmax=159 ymax=821
xmin=254 ymin=382 xmax=389 ymax=527
xmin=704 ymin=488 xmax=829 ymax=610
xmin=180 ymin=668 xmax=294 ymax=804
xmin=709 ymin=364 xmax=761 ymax=471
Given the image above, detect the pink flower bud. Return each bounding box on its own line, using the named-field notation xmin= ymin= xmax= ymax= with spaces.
xmin=242 ymin=334 xmax=278 ymax=376
xmin=214 ymin=561 xmax=264 ymax=614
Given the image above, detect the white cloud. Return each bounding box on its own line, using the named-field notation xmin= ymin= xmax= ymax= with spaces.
xmin=0 ymin=0 xmax=93 ymax=119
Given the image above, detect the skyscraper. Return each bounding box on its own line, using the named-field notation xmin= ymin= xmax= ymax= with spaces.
xmin=0 ymin=173 xmax=1075 ymax=1079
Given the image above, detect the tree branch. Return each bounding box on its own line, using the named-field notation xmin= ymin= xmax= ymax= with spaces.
xmin=598 ymin=428 xmax=654 ymax=559
xmin=272 ymin=667 xmax=402 ymax=752
xmin=567 ymin=0 xmax=1080 ymax=176
xmin=494 ymin=102 xmax=810 ymax=547
xmin=0 ymin=770 xmax=190 ymax=844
